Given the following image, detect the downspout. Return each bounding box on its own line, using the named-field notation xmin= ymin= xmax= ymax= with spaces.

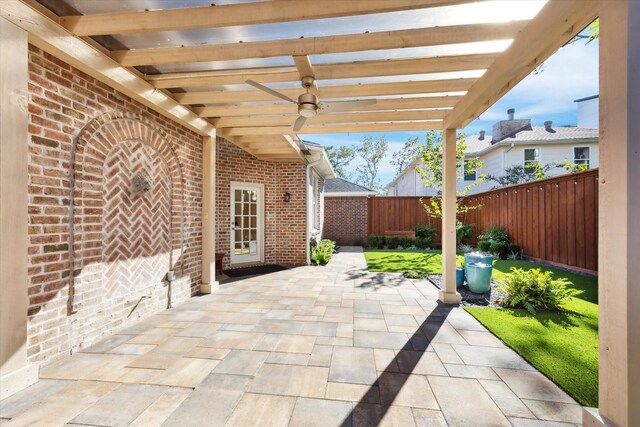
xmin=504 ymin=142 xmax=515 ymax=169
xmin=306 ymin=157 xmax=322 ymax=265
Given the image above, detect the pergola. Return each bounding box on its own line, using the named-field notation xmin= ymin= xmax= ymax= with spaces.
xmin=0 ymin=0 xmax=638 ymax=425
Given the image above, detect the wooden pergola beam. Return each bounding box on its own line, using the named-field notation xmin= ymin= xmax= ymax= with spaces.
xmin=148 ymin=53 xmax=498 ymax=89
xmin=0 ymin=0 xmax=215 ymax=137
xmin=213 ymin=110 xmax=447 ymax=128
xmin=61 ymin=0 xmax=471 ymax=36
xmin=219 ymin=121 xmax=443 ymax=136
xmin=194 ymin=96 xmax=460 ymax=118
xmin=444 ymin=0 xmax=599 ymax=129
xmin=112 ymin=21 xmax=527 ymax=67
xmin=176 ymin=78 xmax=476 ymax=105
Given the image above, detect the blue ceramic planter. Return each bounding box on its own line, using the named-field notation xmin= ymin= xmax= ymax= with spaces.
xmin=456 ymin=268 xmax=465 ymax=288
xmin=464 ymin=252 xmax=493 ymax=278
xmin=466 ymin=262 xmax=493 ymax=293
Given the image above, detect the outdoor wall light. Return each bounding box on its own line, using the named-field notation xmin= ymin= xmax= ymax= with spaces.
xmin=284 ymin=192 xmax=291 ymax=202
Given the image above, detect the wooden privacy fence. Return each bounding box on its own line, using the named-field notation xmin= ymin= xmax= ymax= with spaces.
xmin=367 ymin=169 xmax=599 ymax=274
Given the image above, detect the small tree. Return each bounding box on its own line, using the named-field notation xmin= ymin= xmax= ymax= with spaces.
xmin=325 ymin=145 xmax=355 ymax=179
xmin=355 ymin=135 xmax=388 ymax=192
xmin=415 ymin=131 xmax=485 ymax=221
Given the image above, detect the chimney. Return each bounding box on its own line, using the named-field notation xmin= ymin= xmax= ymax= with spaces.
xmin=479 ymin=130 xmax=485 ymax=140
xmin=544 ymin=120 xmax=556 ymax=133
xmin=507 ymin=108 xmax=515 ymax=120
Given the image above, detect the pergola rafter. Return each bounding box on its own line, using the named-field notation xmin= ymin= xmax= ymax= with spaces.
xmin=147 ymin=53 xmax=499 ymax=89
xmin=0 ymin=0 xmax=597 ymax=163
xmin=60 ymin=0 xmax=472 ymax=36
xmin=110 ymin=21 xmax=526 ymax=66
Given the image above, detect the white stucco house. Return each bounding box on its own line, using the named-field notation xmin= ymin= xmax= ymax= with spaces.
xmin=386 ymin=99 xmax=599 ymax=196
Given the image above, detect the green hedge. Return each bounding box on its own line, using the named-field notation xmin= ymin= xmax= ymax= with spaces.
xmin=368 ymin=234 xmax=434 ymax=250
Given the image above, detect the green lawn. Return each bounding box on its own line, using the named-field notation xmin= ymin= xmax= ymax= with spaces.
xmin=364 ymin=249 xmax=599 ymax=407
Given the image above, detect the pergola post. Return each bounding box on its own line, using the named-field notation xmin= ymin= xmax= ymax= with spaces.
xmin=583 ymin=1 xmax=640 ymax=425
xmin=201 ymin=134 xmax=218 ymax=294
xmin=0 ymin=17 xmax=38 ymax=398
xmin=438 ymin=128 xmax=461 ymax=304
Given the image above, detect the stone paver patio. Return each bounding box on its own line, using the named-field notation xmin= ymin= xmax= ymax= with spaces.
xmin=0 ymin=248 xmax=582 ymax=426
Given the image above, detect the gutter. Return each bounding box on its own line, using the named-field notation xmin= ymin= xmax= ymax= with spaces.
xmin=306 ymin=157 xmax=322 ymax=266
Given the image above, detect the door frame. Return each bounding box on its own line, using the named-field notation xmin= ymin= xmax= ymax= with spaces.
xmin=229 ymin=182 xmax=265 ymax=265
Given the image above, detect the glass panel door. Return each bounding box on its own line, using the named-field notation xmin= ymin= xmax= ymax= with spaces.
xmin=230 ymin=183 xmax=262 ymax=264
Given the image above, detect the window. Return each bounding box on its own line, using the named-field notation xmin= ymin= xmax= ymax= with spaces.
xmin=523 ymin=148 xmax=540 ymax=174
xmin=574 ymin=147 xmax=590 ymax=168
xmin=463 ymin=160 xmax=476 ymax=181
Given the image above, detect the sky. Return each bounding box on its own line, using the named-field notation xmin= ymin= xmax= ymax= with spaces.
xmin=300 ymin=35 xmax=599 ymax=188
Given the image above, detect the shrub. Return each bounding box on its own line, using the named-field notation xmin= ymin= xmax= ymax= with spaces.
xmin=477 ymin=240 xmax=491 ymax=252
xmin=500 ymin=267 xmax=579 ymax=314
xmin=456 ymin=222 xmax=474 ymax=246
xmin=414 ymin=237 xmax=431 ymax=249
xmin=311 ymin=239 xmax=336 ymax=265
xmin=488 ymin=242 xmax=521 ymax=259
xmin=488 ymin=242 xmax=509 ymax=258
xmin=413 ymin=224 xmax=437 ymax=240
xmin=506 ymin=243 xmax=521 ymax=258
xmin=368 ymin=234 xmax=386 ymax=249
xmin=386 ymin=236 xmax=401 ymax=249
xmin=399 ymin=237 xmax=414 ymax=249
xmin=478 ymin=226 xmax=509 ymax=244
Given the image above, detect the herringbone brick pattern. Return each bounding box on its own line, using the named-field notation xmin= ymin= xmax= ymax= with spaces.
xmin=103 ymin=141 xmax=171 ymax=299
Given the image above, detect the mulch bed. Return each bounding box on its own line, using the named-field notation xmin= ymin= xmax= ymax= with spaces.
xmin=427 ymin=274 xmax=507 ymax=307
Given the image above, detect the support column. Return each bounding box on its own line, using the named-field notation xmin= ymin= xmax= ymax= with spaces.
xmin=0 ymin=17 xmax=38 ymax=398
xmin=201 ymin=134 xmax=218 ymax=294
xmin=583 ymin=1 xmax=639 ymax=425
xmin=438 ymin=128 xmax=461 ymax=304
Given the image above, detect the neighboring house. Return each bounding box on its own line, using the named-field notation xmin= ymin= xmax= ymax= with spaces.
xmin=386 ymin=105 xmax=599 ymax=196
xmin=323 ymin=178 xmax=376 ymax=246
xmin=575 ymin=94 xmax=599 ymax=128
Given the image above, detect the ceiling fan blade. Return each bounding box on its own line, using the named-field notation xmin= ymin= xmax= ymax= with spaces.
xmin=293 ymin=115 xmax=307 ymax=132
xmin=292 ymin=55 xmax=318 ymax=95
xmin=319 ymin=99 xmax=377 ymax=114
xmin=245 ymin=80 xmax=298 ymax=104
xmin=293 ymin=55 xmax=315 ymax=79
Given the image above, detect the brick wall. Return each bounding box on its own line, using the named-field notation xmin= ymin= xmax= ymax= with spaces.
xmin=26 ymin=45 xmax=203 ymax=364
xmin=215 ymin=138 xmax=307 ymax=268
xmin=324 ymin=197 xmax=369 ymax=246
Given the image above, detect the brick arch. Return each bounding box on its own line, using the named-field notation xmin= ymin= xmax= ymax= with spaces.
xmin=68 ymin=111 xmax=185 ymax=320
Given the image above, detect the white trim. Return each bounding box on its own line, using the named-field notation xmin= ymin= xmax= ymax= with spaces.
xmin=325 ymin=192 xmax=375 ymax=197
xmin=230 ymin=182 xmax=265 ymax=265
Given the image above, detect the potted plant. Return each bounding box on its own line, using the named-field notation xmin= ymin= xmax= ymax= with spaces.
xmin=456 ymin=259 xmax=465 ymax=289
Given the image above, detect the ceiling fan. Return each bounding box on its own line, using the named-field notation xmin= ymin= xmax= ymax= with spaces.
xmin=245 ymin=75 xmax=377 ymax=132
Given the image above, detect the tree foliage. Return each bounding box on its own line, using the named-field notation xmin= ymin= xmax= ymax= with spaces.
xmin=485 ymin=161 xmax=589 ymax=189
xmin=355 ymin=135 xmax=389 ymax=192
xmin=324 ymin=145 xmax=355 ymax=179
xmin=415 ymin=131 xmax=484 ymax=220
xmin=390 ymin=136 xmax=421 ymax=177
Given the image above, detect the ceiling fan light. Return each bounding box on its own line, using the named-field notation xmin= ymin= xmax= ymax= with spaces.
xmin=298 ymin=104 xmax=317 ymax=117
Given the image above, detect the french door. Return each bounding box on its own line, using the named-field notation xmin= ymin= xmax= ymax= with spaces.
xmin=230 ymin=183 xmax=264 ymax=265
